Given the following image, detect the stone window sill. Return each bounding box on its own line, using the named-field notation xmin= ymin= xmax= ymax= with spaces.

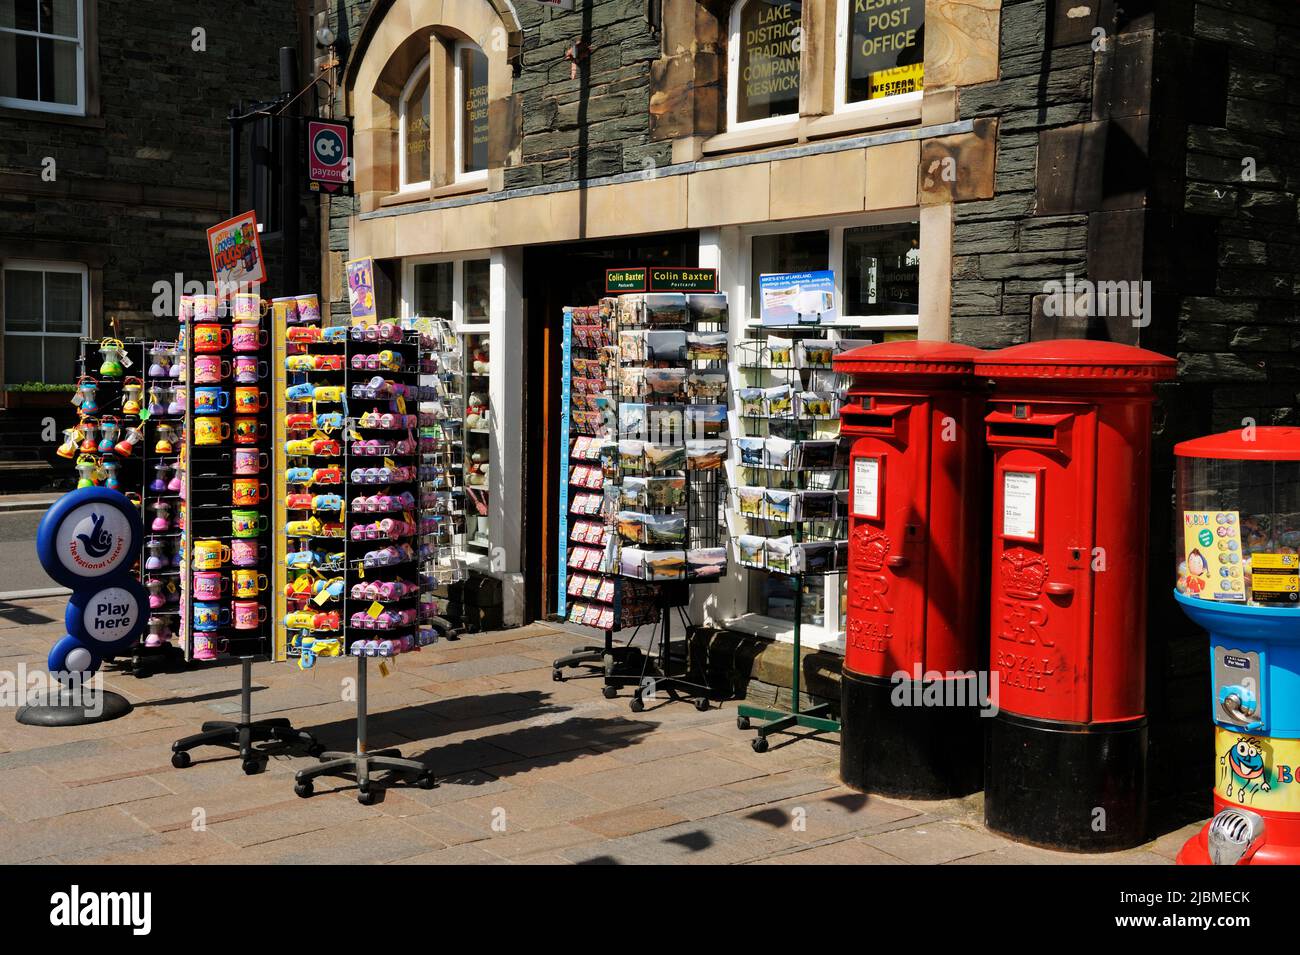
xmin=378 ymin=177 xmax=491 ymax=208
xmin=701 ymin=98 xmax=923 ymax=157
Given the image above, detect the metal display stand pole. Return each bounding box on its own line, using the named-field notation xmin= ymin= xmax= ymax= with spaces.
xmin=293 ymin=654 xmax=433 ymax=804
xmin=172 ymin=656 xmax=319 ymax=771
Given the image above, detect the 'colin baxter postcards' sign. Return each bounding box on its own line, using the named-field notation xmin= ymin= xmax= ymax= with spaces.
xmin=606 ymin=267 xmax=718 ymax=293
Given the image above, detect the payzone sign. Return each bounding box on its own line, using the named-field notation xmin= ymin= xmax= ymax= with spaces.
xmin=308 ymin=119 xmax=352 ymax=194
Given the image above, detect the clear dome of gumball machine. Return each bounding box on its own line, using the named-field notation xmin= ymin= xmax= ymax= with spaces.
xmin=1173 ymin=427 xmax=1300 ymax=865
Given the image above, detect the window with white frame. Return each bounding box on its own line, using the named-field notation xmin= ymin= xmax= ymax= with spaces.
xmin=455 ymin=42 xmax=489 ymax=181
xmin=727 ymin=0 xmax=801 ymax=129
xmin=0 ymin=0 xmax=85 ymax=114
xmin=398 ymin=55 xmax=431 ymax=191
xmin=404 ymin=256 xmax=490 ymax=327
xmin=746 ymin=217 xmax=919 ymax=329
xmin=835 ymin=0 xmax=924 ymax=112
xmin=3 ymin=261 xmax=87 ymax=384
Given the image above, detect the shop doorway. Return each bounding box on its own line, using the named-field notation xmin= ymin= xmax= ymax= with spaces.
xmin=521 ymin=231 xmax=699 ymax=623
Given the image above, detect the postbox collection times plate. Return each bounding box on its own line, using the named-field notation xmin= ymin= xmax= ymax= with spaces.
xmin=852 ymin=455 xmax=882 ymax=519
xmin=1001 ymin=469 xmax=1041 ymax=542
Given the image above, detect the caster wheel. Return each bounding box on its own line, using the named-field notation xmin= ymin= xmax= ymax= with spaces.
xmin=294 ymin=781 xmax=313 ymax=798
xmin=629 ymin=696 xmax=645 ymax=713
xmin=170 ymin=750 xmax=191 ymax=769
xmin=602 ymin=686 xmax=618 ymax=700
xmin=307 ymin=743 xmax=324 ymax=758
xmin=694 ymin=697 xmax=710 ymax=712
xmin=737 ymin=716 xmax=750 ymax=731
xmin=552 ymin=669 xmax=564 ymax=682
xmin=417 ymin=771 xmax=436 ymax=790
xmin=752 ymin=736 xmax=769 ymax=753
xmin=358 ymin=788 xmax=376 ymax=806
xmin=241 ymin=758 xmax=261 ymax=775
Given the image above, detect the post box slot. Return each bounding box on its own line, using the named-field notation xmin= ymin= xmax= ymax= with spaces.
xmin=843 ymin=411 xmax=895 ymax=430
xmin=988 ymin=422 xmax=1057 ymax=441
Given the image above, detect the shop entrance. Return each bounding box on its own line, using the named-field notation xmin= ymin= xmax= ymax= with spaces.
xmin=521 ymin=231 xmax=699 ymax=623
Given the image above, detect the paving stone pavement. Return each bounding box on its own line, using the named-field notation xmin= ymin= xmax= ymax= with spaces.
xmin=0 ymin=596 xmax=1202 ymax=864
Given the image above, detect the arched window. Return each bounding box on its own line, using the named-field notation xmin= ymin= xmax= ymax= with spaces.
xmin=727 ymin=0 xmax=802 ymax=129
xmin=399 ymin=55 xmax=431 ymax=190
xmin=835 ymin=0 xmax=924 ymax=111
xmin=455 ymin=41 xmax=489 ymax=180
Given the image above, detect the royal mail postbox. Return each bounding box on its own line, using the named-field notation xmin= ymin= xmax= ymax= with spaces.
xmin=976 ymin=340 xmax=1175 ymax=851
xmin=833 ymin=341 xmax=986 ymax=798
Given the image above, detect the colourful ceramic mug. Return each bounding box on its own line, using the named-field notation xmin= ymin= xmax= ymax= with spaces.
xmin=272 ymin=297 xmax=299 ymax=326
xmin=193 ymin=601 xmax=229 ymax=631
xmin=232 ymin=356 xmax=266 ymax=384
xmin=232 ymin=509 xmax=267 ymax=538
xmin=193 ymin=294 xmax=218 ymax=322
xmin=192 ymin=571 xmax=227 ymax=600
xmin=233 ymin=449 xmax=269 ymax=475
xmin=233 ymin=386 xmax=267 ymax=414
xmin=194 ymin=417 xmax=231 ymax=446
xmin=295 ymin=293 xmax=321 ymax=324
xmin=193 ymin=323 xmax=231 ymax=353
xmin=193 ymin=355 xmax=229 ymax=384
xmin=232 ymin=293 xmax=262 ymax=323
xmin=231 ymin=323 xmax=266 ymax=353
xmin=194 ymin=387 xmax=228 ymax=414
xmin=232 ymin=600 xmax=268 ymax=630
xmin=233 ymin=417 xmax=264 ymax=445
xmin=193 ymin=539 xmax=231 ymax=570
xmin=178 ymin=294 xmax=195 ymax=323
xmin=232 ymin=570 xmax=269 ymax=598
xmin=230 ymin=539 xmax=262 ymax=567
xmin=232 ymin=478 xmax=268 ymax=506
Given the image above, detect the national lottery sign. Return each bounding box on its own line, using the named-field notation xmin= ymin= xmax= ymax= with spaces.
xmin=307 ymin=118 xmax=353 ymax=195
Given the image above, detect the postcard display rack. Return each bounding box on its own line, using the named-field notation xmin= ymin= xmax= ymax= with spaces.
xmin=66 ymin=337 xmax=186 ymax=676
xmin=281 ymin=320 xmax=441 ymax=803
xmin=730 ymin=329 xmax=849 ymax=751
xmin=554 ymin=302 xmax=658 ymax=689
xmin=608 ymin=293 xmax=732 ymax=712
xmin=170 ymin=296 xmax=318 ymax=774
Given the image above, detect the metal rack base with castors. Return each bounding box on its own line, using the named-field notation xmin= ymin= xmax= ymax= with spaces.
xmin=170 ymin=657 xmax=320 ymax=774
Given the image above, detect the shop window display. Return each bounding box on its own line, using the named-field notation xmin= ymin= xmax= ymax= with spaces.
xmin=729 ymin=0 xmax=802 ymax=127
xmin=838 ymin=0 xmax=925 ymax=107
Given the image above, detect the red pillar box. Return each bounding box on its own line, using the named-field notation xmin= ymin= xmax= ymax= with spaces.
xmin=975 ymin=340 xmax=1175 ymax=851
xmin=833 ymin=341 xmax=987 ymax=798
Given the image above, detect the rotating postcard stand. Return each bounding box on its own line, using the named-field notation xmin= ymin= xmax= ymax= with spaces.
xmin=730 ymin=331 xmax=848 ymax=751
xmin=607 ymin=292 xmax=731 ymax=713
xmin=287 ymin=324 xmax=436 ymax=803
xmin=170 ymin=293 xmax=319 ymax=773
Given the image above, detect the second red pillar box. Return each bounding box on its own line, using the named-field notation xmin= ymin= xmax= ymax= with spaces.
xmin=975 ymin=340 xmax=1174 ymax=851
xmin=834 ymin=341 xmax=987 ymax=798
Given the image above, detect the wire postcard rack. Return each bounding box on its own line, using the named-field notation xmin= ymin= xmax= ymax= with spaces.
xmin=728 ymin=328 xmax=855 ymax=751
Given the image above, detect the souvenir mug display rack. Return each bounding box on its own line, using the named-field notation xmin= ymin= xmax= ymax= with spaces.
xmin=171 ymin=293 xmax=318 ymax=774
xmin=64 ymin=337 xmax=187 ymax=676
xmin=281 ymin=320 xmax=444 ymax=803
xmin=553 ymin=302 xmax=656 ymax=690
xmin=729 ymin=328 xmax=855 ymax=751
xmin=461 ymin=328 xmax=492 ymax=559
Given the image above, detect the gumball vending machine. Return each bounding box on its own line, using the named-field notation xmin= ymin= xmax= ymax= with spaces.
xmin=1174 ymin=427 xmax=1300 ymax=865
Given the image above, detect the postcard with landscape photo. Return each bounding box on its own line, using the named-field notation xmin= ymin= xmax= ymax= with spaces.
xmin=645 ymin=550 xmax=687 ymax=580
xmin=737 ymin=436 xmax=765 ymax=468
xmin=644 ymin=443 xmax=687 ymax=472
xmin=620 ymin=546 xmax=648 ymax=578
xmin=686 ymin=439 xmax=727 ymax=471
xmin=737 ymin=535 xmax=766 ymax=567
xmin=647 ymin=404 xmax=685 ymax=444
xmin=687 ymin=547 xmax=727 ymax=579
xmin=617 ymin=511 xmax=648 ymax=543
xmin=765 ymin=536 xmax=795 ymax=575
xmin=797 ymin=439 xmax=839 ymax=470
xmin=619 ymin=330 xmax=645 ymax=363
xmin=737 ymin=486 xmax=765 ymax=518
xmin=739 ymin=387 xmax=765 ymax=417
xmin=686 ymin=403 xmax=728 ymax=439
xmin=645 ymin=513 xmax=687 ymax=546
xmin=686 ymin=332 xmax=728 ymax=362
xmin=764 ymin=384 xmax=793 ymax=417
xmin=686 ymin=372 xmax=728 ymax=399
xmin=618 ymin=440 xmax=646 ymax=473
xmin=646 ymin=476 xmax=686 ymax=509
xmin=766 ymin=335 xmax=795 ymax=368
xmin=765 ymin=488 xmax=799 ymax=523
xmin=619 ymin=403 xmax=647 ymax=439
xmin=798 ymin=340 xmax=835 ymax=368
xmin=644 ymin=293 xmax=688 ymax=326
xmin=645 ymin=329 xmax=688 ymax=362
xmin=687 ymin=293 xmax=728 ymax=324
xmin=620 ymin=477 xmax=648 ymax=508
xmin=765 ymin=436 xmax=797 ymax=469
xmin=619 ymin=367 xmax=646 ymax=398
xmin=644 ymin=367 xmax=687 ymax=397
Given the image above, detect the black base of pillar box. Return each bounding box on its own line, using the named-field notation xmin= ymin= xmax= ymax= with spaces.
xmin=985 ymin=710 xmax=1148 ymax=852
xmin=839 ymin=669 xmax=984 ymax=799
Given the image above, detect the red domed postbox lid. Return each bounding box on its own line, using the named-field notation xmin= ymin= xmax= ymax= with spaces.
xmin=833 ymin=340 xmax=982 ymax=377
xmin=973 ymin=339 xmax=1176 ymax=383
xmin=1175 ymin=427 xmax=1300 ymax=461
